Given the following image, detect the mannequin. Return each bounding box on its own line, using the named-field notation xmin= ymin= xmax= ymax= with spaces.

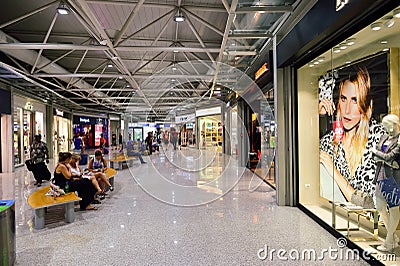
xmin=372 ymin=114 xmax=400 ymax=252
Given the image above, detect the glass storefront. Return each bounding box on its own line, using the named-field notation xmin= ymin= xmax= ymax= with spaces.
xmin=13 ymin=107 xmax=22 ymax=165
xmin=198 ymin=115 xmax=222 ymax=152
xmin=54 ymin=115 xmax=70 ymax=154
xmin=298 ymin=6 xmax=400 ymax=257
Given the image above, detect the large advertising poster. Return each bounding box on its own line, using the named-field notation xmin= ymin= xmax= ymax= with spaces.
xmin=95 ymin=124 xmax=103 ymax=146
xmin=318 ymin=53 xmax=389 ymax=204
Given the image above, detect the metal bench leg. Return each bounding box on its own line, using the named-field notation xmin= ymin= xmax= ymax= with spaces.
xmin=119 ymin=162 xmax=123 ymax=170
xmin=110 ymin=161 xmax=114 ymax=169
xmin=35 ymin=208 xmax=45 ymax=229
xmin=109 ymin=176 xmax=114 ymax=187
xmin=65 ymin=202 xmax=75 ymax=223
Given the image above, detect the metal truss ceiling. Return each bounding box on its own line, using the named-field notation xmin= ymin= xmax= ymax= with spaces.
xmin=0 ymin=0 xmax=300 ymax=121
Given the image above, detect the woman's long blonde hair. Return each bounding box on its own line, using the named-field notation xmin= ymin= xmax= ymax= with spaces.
xmin=335 ymin=67 xmax=372 ymax=177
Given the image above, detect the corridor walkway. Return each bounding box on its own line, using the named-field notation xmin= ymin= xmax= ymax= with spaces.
xmin=0 ymin=148 xmax=368 ymax=265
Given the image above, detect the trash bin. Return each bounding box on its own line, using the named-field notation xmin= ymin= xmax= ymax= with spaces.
xmin=0 ymin=200 xmax=16 ymax=266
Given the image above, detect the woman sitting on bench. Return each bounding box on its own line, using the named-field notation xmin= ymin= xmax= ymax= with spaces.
xmin=88 ymin=150 xmax=114 ymax=193
xmin=53 ymin=152 xmax=98 ymax=211
xmin=69 ymin=154 xmax=104 ymax=200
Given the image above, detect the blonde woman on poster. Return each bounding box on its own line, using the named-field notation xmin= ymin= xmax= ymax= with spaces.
xmin=319 ymin=67 xmax=384 ymax=202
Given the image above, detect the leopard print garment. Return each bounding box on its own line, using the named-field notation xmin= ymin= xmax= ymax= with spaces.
xmin=320 ymin=120 xmax=385 ymax=197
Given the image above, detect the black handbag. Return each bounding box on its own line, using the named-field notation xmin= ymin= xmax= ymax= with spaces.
xmin=25 ymin=159 xmax=34 ymax=171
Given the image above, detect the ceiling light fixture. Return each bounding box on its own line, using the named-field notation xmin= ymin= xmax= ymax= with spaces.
xmin=57 ymin=1 xmax=69 ymax=15
xmin=318 ymin=57 xmax=325 ymax=62
xmin=371 ymin=22 xmax=382 ymax=31
xmin=394 ymin=8 xmax=400 ymax=18
xmin=333 ymin=48 xmax=341 ymax=53
xmin=346 ymin=38 xmax=355 ymax=46
xmin=384 ymin=16 xmax=395 ymax=28
xmin=380 ymin=40 xmax=388 ymax=44
xmin=174 ymin=15 xmax=185 ymax=22
xmin=107 ymin=64 xmax=113 ymax=68
xmin=340 ymin=45 xmax=347 ymax=50
xmin=383 ymin=48 xmax=389 ymax=52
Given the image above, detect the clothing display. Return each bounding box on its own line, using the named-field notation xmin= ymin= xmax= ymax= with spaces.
xmin=320 ymin=119 xmax=384 ymax=197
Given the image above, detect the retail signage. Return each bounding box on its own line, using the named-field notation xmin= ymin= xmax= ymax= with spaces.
xmin=255 ymin=63 xmax=269 ymax=80
xmin=55 ymin=109 xmax=64 ymax=117
xmin=196 ymin=107 xmax=221 ymax=117
xmin=175 ymin=114 xmax=195 ymax=123
xmin=80 ymin=117 xmax=90 ymax=123
xmin=25 ymin=102 xmax=33 ymax=111
xmin=335 ymin=0 xmax=349 ymax=11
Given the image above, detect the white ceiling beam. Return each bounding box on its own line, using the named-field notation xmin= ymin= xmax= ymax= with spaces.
xmin=181 ymin=8 xmax=224 ymax=36
xmin=118 ymin=8 xmax=176 ymax=46
xmin=0 ymin=43 xmax=224 ymax=52
xmin=33 ymin=73 xmax=232 ymax=79
xmin=86 ymin=1 xmax=226 ymax=12
xmin=228 ymin=33 xmax=273 ymax=39
xmin=0 ymin=1 xmax=58 ymax=29
xmin=235 ymin=5 xmax=293 ymax=14
xmin=113 ymin=0 xmax=146 ymax=46
xmin=31 ymin=13 xmax=59 ymax=74
xmin=184 ymin=11 xmax=215 ymax=63
xmin=210 ymin=0 xmax=238 ymax=96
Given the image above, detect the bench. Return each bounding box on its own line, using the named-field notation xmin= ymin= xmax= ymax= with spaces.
xmin=105 ymin=168 xmax=117 ymax=187
xmin=109 ymin=155 xmax=137 ymax=170
xmin=27 ymin=186 xmax=81 ymax=229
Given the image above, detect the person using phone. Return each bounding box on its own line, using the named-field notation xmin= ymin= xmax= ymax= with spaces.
xmin=88 ymin=150 xmax=114 ymax=193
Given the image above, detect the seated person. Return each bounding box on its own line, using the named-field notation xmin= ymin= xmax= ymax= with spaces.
xmin=53 ymin=152 xmax=97 ymax=210
xmin=88 ymin=150 xmax=114 ymax=192
xmin=126 ymin=138 xmax=147 ymax=164
xmin=69 ymin=154 xmax=103 ymax=198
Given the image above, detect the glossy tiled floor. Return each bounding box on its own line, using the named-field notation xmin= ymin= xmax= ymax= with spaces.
xmin=0 ymin=148 xmax=368 ymax=265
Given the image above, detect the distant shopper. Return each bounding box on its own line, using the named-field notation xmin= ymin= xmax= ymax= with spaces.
xmin=145 ymin=132 xmax=153 ymax=155
xmin=100 ymin=134 xmax=106 ymax=153
xmin=126 ymin=138 xmax=147 ymax=164
xmin=118 ymin=133 xmax=123 ymax=150
xmin=111 ymin=131 xmax=117 ymax=149
xmin=30 ymin=134 xmax=51 ymax=186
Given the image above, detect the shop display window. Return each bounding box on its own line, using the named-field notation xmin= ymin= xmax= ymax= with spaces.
xmin=298 ymin=6 xmax=400 ymax=258
xmin=13 ymin=107 xmax=22 ymax=165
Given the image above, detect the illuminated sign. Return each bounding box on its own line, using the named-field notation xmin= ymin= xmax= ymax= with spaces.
xmin=255 ymin=63 xmax=269 ymax=80
xmin=80 ymin=117 xmax=90 ymax=123
xmin=336 ymin=0 xmax=349 ymax=11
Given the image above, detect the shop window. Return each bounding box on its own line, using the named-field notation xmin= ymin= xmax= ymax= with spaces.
xmin=298 ymin=5 xmax=400 ymax=257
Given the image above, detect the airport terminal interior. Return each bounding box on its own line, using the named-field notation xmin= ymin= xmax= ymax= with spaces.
xmin=1 ymin=0 xmax=400 ymax=265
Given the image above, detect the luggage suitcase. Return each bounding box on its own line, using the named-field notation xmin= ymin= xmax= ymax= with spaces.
xmin=79 ymin=153 xmax=88 ymax=165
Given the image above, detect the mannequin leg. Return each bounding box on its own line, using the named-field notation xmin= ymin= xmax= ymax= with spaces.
xmin=386 ymin=206 xmax=400 ymax=245
xmin=376 ymin=196 xmax=390 ymax=229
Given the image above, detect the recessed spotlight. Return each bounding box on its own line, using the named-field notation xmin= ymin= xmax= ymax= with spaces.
xmin=384 ymin=18 xmax=395 ymax=28
xmin=394 ymin=8 xmax=400 ymax=18
xmin=171 ymin=79 xmax=176 ymax=82
xmin=371 ymin=22 xmax=382 ymax=31
xmin=314 ymin=61 xmax=319 ymax=65
xmin=346 ymin=61 xmax=351 ymax=64
xmin=173 ymin=50 xmax=179 ymax=53
xmin=346 ymin=39 xmax=355 ymax=46
xmin=340 ymin=45 xmax=347 ymax=50
xmin=107 ymin=64 xmax=113 ymax=68
xmin=126 ymin=84 xmax=130 ymax=87
xmin=309 ymin=64 xmax=314 ymax=67
xmin=118 ymin=76 xmax=123 ymax=79
xmin=380 ymin=40 xmax=388 ymax=44
xmin=334 ymin=48 xmax=341 ymax=53
xmin=383 ymin=48 xmax=389 ymax=52
xmin=172 ymin=66 xmax=177 ymax=71
xmin=318 ymin=57 xmax=325 ymax=62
